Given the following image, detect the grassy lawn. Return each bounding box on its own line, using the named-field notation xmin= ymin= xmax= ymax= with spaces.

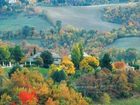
xmin=111 ymin=97 xmax=140 ymax=105
xmin=28 ymin=67 xmax=49 ymax=76
xmin=4 ymin=67 xmax=49 ymax=76
xmin=3 ymin=67 xmax=12 ymax=74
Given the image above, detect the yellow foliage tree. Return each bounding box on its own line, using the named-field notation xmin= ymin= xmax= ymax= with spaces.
xmin=61 ymin=56 xmax=75 ymax=75
xmin=0 ymin=93 xmax=12 ymax=105
xmin=80 ymin=56 xmax=99 ymax=72
xmin=100 ymin=93 xmax=111 ymax=105
xmin=0 ymin=68 xmax=89 ymax=105
xmin=45 ymin=98 xmax=58 ymax=105
xmin=49 ymin=82 xmax=88 ymax=105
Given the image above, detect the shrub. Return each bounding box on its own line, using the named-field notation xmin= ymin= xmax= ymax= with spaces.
xmin=51 ymin=70 xmax=67 ymax=83
xmin=8 ymin=64 xmax=22 ymax=77
xmin=134 ymin=76 xmax=140 ymax=92
xmin=100 ymin=93 xmax=111 ymax=105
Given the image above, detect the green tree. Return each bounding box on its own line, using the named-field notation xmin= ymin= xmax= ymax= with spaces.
xmin=71 ymin=43 xmax=83 ymax=69
xmin=8 ymin=64 xmax=22 ymax=77
xmin=22 ymin=26 xmax=32 ymax=38
xmin=35 ymin=57 xmax=44 ymax=67
xmin=51 ymin=70 xmax=67 ymax=83
xmin=0 ymin=0 xmax=6 ymax=9
xmin=0 ymin=47 xmax=10 ymax=62
xmin=33 ymin=47 xmax=37 ymax=55
xmin=100 ymin=93 xmax=111 ymax=105
xmin=56 ymin=20 xmax=62 ymax=34
xmin=124 ymin=48 xmax=138 ymax=65
xmin=9 ymin=46 xmax=24 ymax=63
xmin=40 ymin=51 xmax=54 ymax=68
xmin=100 ymin=53 xmax=112 ymax=71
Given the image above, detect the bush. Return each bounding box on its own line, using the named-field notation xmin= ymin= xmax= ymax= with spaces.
xmin=51 ymin=70 xmax=67 ymax=83
xmin=100 ymin=93 xmax=111 ymax=105
xmin=8 ymin=64 xmax=22 ymax=77
xmin=134 ymin=76 xmax=140 ymax=92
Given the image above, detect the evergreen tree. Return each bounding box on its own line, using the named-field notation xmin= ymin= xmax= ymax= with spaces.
xmin=100 ymin=53 xmax=112 ymax=71
xmin=71 ymin=43 xmax=83 ymax=69
xmin=40 ymin=51 xmax=54 ymax=68
xmin=51 ymin=70 xmax=67 ymax=83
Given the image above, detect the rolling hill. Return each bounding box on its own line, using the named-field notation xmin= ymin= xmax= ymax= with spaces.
xmin=37 ymin=2 xmax=137 ymax=32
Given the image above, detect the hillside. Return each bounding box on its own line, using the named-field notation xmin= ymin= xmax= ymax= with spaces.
xmin=0 ymin=12 xmax=52 ymax=32
xmin=0 ymin=2 xmax=137 ymax=33
xmin=37 ymin=2 xmax=137 ymax=32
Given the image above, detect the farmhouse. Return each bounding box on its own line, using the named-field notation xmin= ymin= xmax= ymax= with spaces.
xmin=8 ymin=0 xmax=17 ymax=4
xmin=24 ymin=52 xmax=62 ymax=66
xmin=0 ymin=61 xmax=12 ymax=68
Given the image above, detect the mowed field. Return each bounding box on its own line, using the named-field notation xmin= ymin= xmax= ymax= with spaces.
xmin=0 ymin=3 xmax=137 ymax=32
xmin=111 ymin=97 xmax=140 ymax=105
xmin=40 ymin=6 xmax=120 ymax=31
xmin=0 ymin=13 xmax=52 ymax=32
xmin=39 ymin=3 xmax=137 ymax=32
xmin=107 ymin=37 xmax=140 ymax=51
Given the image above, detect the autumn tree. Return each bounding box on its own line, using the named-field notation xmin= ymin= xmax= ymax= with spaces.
xmin=80 ymin=56 xmax=99 ymax=72
xmin=0 ymin=93 xmax=12 ymax=105
xmin=61 ymin=56 xmax=75 ymax=75
xmin=112 ymin=61 xmax=126 ymax=71
xmin=18 ymin=90 xmax=38 ymax=105
xmin=100 ymin=93 xmax=111 ymax=105
xmin=1 ymin=68 xmax=89 ymax=105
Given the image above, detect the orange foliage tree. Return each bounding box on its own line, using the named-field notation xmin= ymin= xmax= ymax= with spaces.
xmin=112 ymin=61 xmax=126 ymax=71
xmin=18 ymin=90 xmax=38 ymax=105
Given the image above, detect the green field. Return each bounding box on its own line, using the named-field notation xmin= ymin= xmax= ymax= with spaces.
xmin=3 ymin=39 xmax=45 ymax=47
xmin=107 ymin=37 xmax=140 ymax=51
xmin=112 ymin=97 xmax=140 ymax=105
xmin=40 ymin=6 xmax=120 ymax=32
xmin=4 ymin=67 xmax=49 ymax=76
xmin=0 ymin=13 xmax=52 ymax=32
xmin=0 ymin=3 xmax=135 ymax=32
xmin=37 ymin=3 xmax=136 ymax=32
